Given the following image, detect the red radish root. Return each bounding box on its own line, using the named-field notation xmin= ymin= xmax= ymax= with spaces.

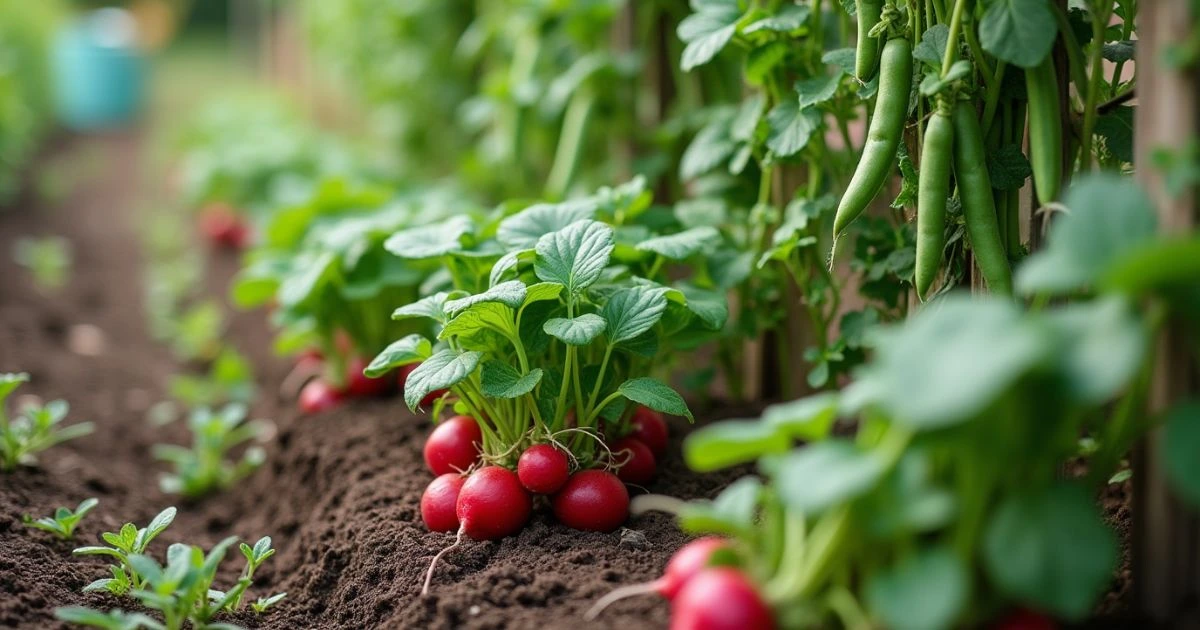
xmin=298 ymin=379 xmax=342 ymax=414
xmin=423 ymin=415 xmax=482 ymax=476
xmin=517 ymin=444 xmax=570 ymax=494
xmin=612 ymin=437 xmax=656 ymax=485
xmin=421 ymin=474 xmax=465 ymax=532
xmin=631 ymin=407 xmax=669 ymax=456
xmin=343 ymin=356 xmax=393 ymax=398
xmin=585 ymin=537 xmax=728 ymax=620
xmin=552 ymin=470 xmax=629 ymax=532
xmin=670 ymin=568 xmax=775 ymax=630
xmin=456 ymin=466 xmax=530 ymax=540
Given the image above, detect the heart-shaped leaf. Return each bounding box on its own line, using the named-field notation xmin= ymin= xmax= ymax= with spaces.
xmin=403 ymin=349 xmax=483 ymax=410
xmin=544 ymin=314 xmax=607 ymax=346
xmin=445 ymin=281 xmax=527 ymax=316
xmin=534 ymin=220 xmax=615 ymax=297
xmin=601 ymin=286 xmax=669 ymax=344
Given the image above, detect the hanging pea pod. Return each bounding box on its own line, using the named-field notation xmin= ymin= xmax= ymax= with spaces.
xmin=952 ymin=101 xmax=1012 ymax=295
xmin=914 ymin=103 xmax=955 ymax=301
xmin=855 ymin=0 xmax=884 ymax=82
xmin=831 ymin=34 xmax=913 ymax=262
xmin=1025 ymin=57 xmax=1062 ymax=206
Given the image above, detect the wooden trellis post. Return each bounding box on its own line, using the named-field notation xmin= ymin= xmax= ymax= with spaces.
xmin=1132 ymin=2 xmax=1200 ymax=623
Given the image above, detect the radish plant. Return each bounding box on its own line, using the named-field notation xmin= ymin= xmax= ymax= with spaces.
xmin=23 ymin=497 xmax=98 ymax=540
xmin=636 ymin=175 xmax=1200 ymax=629
xmin=232 ymin=178 xmax=455 ymax=398
xmin=74 ymin=507 xmax=178 ymax=596
xmin=0 ymin=373 xmax=94 ymax=472
xmin=152 ymin=403 xmax=269 ymax=498
xmin=371 ymin=181 xmax=722 ymax=471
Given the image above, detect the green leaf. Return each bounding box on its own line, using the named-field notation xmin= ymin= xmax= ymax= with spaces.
xmin=978 ymin=0 xmax=1058 ymax=68
xmin=365 ymin=334 xmax=432 ymax=377
xmin=480 ymin=362 xmax=544 ymax=399
xmin=683 ymin=420 xmax=790 ymax=472
xmin=534 ymin=220 xmax=615 ymax=297
xmin=1042 ymin=297 xmax=1148 ymax=404
xmin=1017 ymin=174 xmax=1158 ymax=295
xmin=796 ymin=73 xmax=843 ymax=109
xmin=761 ymin=393 xmax=839 ymax=441
xmin=636 ymin=226 xmax=719 ymax=260
xmin=393 ymin=292 xmax=454 ymax=324
xmin=440 ymin=302 xmax=516 ymax=343
xmin=544 ymin=314 xmax=607 ymax=346
xmin=919 ymin=60 xmax=972 ymax=97
xmin=1101 ymin=236 xmax=1200 ymax=295
xmin=403 ymin=349 xmax=483 ymax=410
xmin=1102 ymin=40 xmax=1135 ymax=63
xmin=772 ymin=440 xmax=885 ymax=514
xmin=983 ymin=483 xmax=1117 ymax=620
xmin=678 ymin=0 xmax=742 ymax=71
xmin=766 ymin=101 xmax=820 ymax=157
xmin=679 ymin=285 xmax=729 ymax=330
xmin=822 ymin=48 xmax=857 ymax=76
xmin=0 ymin=372 xmax=29 ymax=403
xmin=742 ymin=4 xmax=810 ymax=33
xmin=866 ymin=546 xmax=969 ymax=630
xmin=383 ymin=215 xmax=472 ymax=259
xmin=601 ymin=287 xmax=670 ymax=344
xmin=912 ymin=25 xmax=950 ymax=68
xmin=681 ymin=115 xmax=737 ymax=179
xmin=445 ymin=281 xmax=527 ymax=315
xmin=617 ymin=378 xmax=693 ymax=421
xmin=1095 ymin=105 xmax=1134 ymax=164
xmin=497 ymin=200 xmax=598 ymax=250
xmin=986 ymin=144 xmax=1033 ymax=191
xmin=1164 ymin=403 xmax=1200 ymax=508
xmin=678 ymin=477 xmax=763 ymax=536
xmin=729 ymin=94 xmax=766 ymax=143
xmin=853 ymin=297 xmax=1047 ymax=429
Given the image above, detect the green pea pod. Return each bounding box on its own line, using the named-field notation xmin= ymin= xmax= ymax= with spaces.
xmin=914 ymin=108 xmax=954 ymax=301
xmin=855 ymin=0 xmax=884 ymax=82
xmin=831 ymin=36 xmax=912 ymax=257
xmin=1025 ymin=59 xmax=1062 ymax=205
xmin=952 ymin=102 xmax=1013 ymax=296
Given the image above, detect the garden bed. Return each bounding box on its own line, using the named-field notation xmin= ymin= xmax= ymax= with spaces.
xmin=0 ymin=134 xmax=752 ymax=629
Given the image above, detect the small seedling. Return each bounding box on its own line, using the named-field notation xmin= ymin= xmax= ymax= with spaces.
xmin=13 ymin=236 xmax=72 ymax=291
xmin=73 ymin=506 xmax=177 ymax=596
xmin=167 ymin=348 xmax=256 ymax=408
xmin=169 ymin=301 xmax=225 ymax=362
xmin=0 ymin=373 xmax=94 ymax=472
xmin=54 ymin=607 xmax=164 ymax=630
xmin=152 ymin=403 xmax=268 ymax=499
xmin=23 ymin=497 xmax=99 ymax=540
xmin=250 ymin=592 xmax=287 ymax=614
xmin=63 ymin=519 xmax=283 ymax=630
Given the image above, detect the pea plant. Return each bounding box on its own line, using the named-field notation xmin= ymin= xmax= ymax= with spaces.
xmin=152 ymin=404 xmax=269 ymax=499
xmin=0 ymin=373 xmax=94 ymax=472
xmin=23 ymin=497 xmax=98 ymax=540
xmin=622 ymin=174 xmax=1199 ymax=629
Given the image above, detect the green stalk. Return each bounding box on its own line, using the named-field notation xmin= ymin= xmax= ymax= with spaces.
xmin=940 ymin=0 xmax=967 ymax=77
xmin=1078 ymin=0 xmax=1116 ymax=169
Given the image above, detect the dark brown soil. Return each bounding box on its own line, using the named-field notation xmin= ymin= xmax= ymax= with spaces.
xmin=0 ymin=134 xmax=753 ymax=629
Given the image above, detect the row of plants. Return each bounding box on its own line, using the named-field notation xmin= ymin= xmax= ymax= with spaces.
xmin=104 ymin=0 xmax=1196 ymax=629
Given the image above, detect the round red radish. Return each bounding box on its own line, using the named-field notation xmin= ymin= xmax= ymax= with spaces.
xmin=670 ymin=568 xmax=774 ymax=630
xmin=585 ymin=537 xmax=729 ymax=620
xmin=631 ymin=407 xmax=669 ymax=456
xmin=199 ymin=204 xmax=250 ymax=249
xmin=990 ymin=609 xmax=1057 ymax=630
xmin=299 ymin=379 xmax=342 ymax=414
xmin=343 ymin=356 xmax=393 ymax=398
xmin=421 ymin=474 xmax=465 ymax=532
xmin=424 ymin=415 xmax=482 ymax=476
xmin=552 ymin=470 xmax=629 ymax=532
xmin=517 ymin=444 xmax=570 ymax=494
xmin=612 ymin=437 xmax=656 ymax=485
xmin=456 ymin=466 xmax=531 ymax=540
xmin=399 ymin=363 xmax=450 ymax=406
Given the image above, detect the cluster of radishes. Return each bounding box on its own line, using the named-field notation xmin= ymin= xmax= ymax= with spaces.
xmin=297 ymin=356 xmax=445 ymax=415
xmin=198 ymin=202 xmax=251 ymax=250
xmin=588 ymin=537 xmax=775 ymax=630
xmin=419 ymin=407 xmax=670 ymax=540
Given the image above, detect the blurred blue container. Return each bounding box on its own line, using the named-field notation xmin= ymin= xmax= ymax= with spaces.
xmin=52 ymin=9 xmax=145 ymax=130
